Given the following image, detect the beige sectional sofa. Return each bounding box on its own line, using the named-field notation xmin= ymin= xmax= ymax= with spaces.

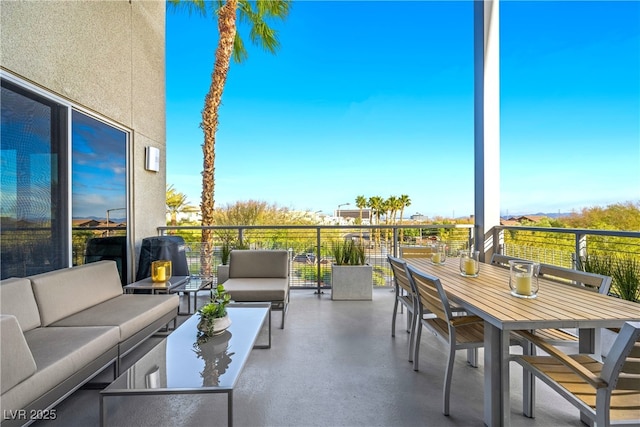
xmin=224 ymin=250 xmax=290 ymax=328
xmin=0 ymin=260 xmax=179 ymax=427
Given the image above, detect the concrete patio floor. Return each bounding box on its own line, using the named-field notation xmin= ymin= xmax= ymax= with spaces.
xmin=33 ymin=287 xmax=584 ymax=427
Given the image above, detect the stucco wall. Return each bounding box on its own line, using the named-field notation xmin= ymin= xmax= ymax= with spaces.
xmin=1 ymin=0 xmax=166 ymax=277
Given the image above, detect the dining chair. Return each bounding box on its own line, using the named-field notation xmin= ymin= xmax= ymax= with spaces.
xmin=406 ymin=265 xmax=486 ymax=416
xmin=387 ymin=256 xmax=418 ymax=362
xmin=398 ymin=246 xmax=435 ymax=259
xmin=512 ymin=321 xmax=640 ymax=427
xmin=534 ymin=263 xmax=613 ymax=347
xmin=489 ymin=253 xmax=520 ymax=268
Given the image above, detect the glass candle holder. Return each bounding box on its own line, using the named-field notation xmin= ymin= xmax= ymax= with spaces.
xmin=508 ymin=260 xmax=539 ymax=298
xmin=431 ymin=243 xmax=447 ymax=265
xmin=459 ymin=250 xmax=479 ymax=277
xmin=151 ymin=260 xmax=172 ymax=283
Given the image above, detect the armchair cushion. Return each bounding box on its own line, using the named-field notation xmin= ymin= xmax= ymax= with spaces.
xmin=224 ymin=278 xmax=288 ymax=302
xmin=229 ymin=250 xmax=288 ymax=279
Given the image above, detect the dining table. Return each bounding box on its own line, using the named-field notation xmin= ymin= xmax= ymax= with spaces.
xmin=405 ymin=256 xmax=640 ymax=427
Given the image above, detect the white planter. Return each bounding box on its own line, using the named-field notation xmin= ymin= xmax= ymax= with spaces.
xmin=217 ymin=265 xmax=229 ymax=285
xmin=197 ymin=314 xmax=231 ymax=337
xmin=331 ymin=264 xmax=373 ymax=301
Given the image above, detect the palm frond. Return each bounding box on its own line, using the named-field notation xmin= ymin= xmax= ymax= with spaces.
xmin=168 ymin=0 xmax=207 ymax=16
xmin=233 ymin=32 xmax=248 ymax=63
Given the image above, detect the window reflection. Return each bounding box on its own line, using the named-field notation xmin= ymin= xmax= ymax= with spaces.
xmin=72 ymin=110 xmax=128 ymax=283
xmin=0 ymin=78 xmax=129 ymax=281
xmin=0 ymin=80 xmax=68 ymax=278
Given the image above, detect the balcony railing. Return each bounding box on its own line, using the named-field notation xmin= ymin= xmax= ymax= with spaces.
xmin=157 ymin=223 xmax=640 ymax=297
xmin=157 ymin=224 xmax=474 ymax=292
xmin=492 ymin=225 xmax=640 ymax=268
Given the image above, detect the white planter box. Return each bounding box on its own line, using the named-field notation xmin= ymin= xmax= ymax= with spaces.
xmin=331 ymin=264 xmax=373 ymax=301
xmin=217 ymin=265 xmax=229 ymax=285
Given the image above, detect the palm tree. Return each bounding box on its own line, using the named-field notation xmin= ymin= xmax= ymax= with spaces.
xmin=399 ymin=194 xmax=411 ymax=242
xmin=355 ymin=195 xmax=367 ymax=240
xmin=355 ymin=195 xmax=367 ymax=222
xmin=386 ymin=196 xmax=398 ymax=224
xmin=166 ymin=184 xmax=189 ymax=227
xmin=368 ymin=196 xmax=384 ymax=247
xmin=383 ymin=196 xmax=397 ymax=243
xmin=169 ymin=0 xmax=291 ymax=276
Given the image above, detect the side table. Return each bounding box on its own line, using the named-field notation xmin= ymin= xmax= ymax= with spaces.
xmin=170 ymin=277 xmax=212 ymax=315
xmin=123 ymin=276 xmax=189 ymax=294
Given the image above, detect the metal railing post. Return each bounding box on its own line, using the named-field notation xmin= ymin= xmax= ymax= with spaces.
xmin=493 ymin=227 xmax=504 ymax=255
xmin=393 ymin=227 xmax=399 ymax=257
xmin=316 ymin=227 xmax=322 ymax=294
xmin=575 ymin=232 xmax=587 ymax=269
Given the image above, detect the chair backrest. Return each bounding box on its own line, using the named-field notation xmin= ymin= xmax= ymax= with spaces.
xmin=387 ymin=255 xmax=413 ymax=295
xmin=490 ymin=253 xmax=523 ymax=268
xmin=406 ymin=265 xmax=452 ymax=322
xmin=601 ymin=321 xmax=640 ymax=391
xmin=229 ymin=250 xmax=289 ymax=279
xmin=491 ymin=254 xmax=612 ymax=295
xmin=538 ymin=263 xmax=612 ymax=295
xmin=399 ymin=246 xmax=434 ymax=258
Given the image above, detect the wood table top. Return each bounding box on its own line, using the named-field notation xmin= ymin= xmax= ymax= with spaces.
xmin=405 ymin=257 xmax=640 ymax=331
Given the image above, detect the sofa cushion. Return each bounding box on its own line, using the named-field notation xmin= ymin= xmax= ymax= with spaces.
xmin=0 ymin=278 xmax=41 ymax=331
xmin=50 ymin=294 xmax=179 ymax=341
xmin=224 ymin=278 xmax=288 ymax=302
xmin=0 ymin=325 xmax=119 ymax=414
xmin=29 ymin=261 xmax=123 ymax=326
xmin=0 ymin=315 xmax=37 ymax=394
xmin=229 ymin=250 xmax=289 ymax=279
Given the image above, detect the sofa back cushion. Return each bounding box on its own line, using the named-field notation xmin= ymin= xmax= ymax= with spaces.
xmin=30 ymin=261 xmax=123 ymax=326
xmin=0 ymin=277 xmax=41 ymax=331
xmin=0 ymin=315 xmax=37 ymax=394
xmin=229 ymin=250 xmax=289 ymax=279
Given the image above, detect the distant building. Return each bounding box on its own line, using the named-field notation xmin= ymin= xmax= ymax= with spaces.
xmin=335 ymin=209 xmax=371 ymax=224
xmin=167 ymin=205 xmax=201 ymax=223
xmin=500 ymin=215 xmax=547 ymax=225
xmin=410 ymin=213 xmax=428 ymax=221
xmin=508 ymin=215 xmax=546 ymax=223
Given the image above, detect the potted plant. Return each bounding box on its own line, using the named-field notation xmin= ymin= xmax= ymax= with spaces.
xmin=330 ymin=239 xmax=373 ymax=301
xmin=196 ymin=283 xmax=232 ymax=338
xmin=216 ymin=241 xmax=232 ymax=285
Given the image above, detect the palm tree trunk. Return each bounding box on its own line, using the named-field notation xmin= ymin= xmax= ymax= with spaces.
xmin=200 ymin=0 xmax=237 ymax=277
xmin=399 ymin=207 xmax=405 ymax=243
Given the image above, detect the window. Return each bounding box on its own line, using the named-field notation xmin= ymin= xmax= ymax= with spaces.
xmin=1 ymin=79 xmax=68 ymax=277
xmin=72 ymin=110 xmax=128 ymax=282
xmin=1 ymin=75 xmax=129 ymax=280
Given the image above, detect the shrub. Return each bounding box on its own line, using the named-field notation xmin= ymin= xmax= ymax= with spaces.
xmin=580 ymin=254 xmax=639 ymax=302
xmin=331 ymin=239 xmax=366 ymax=265
xmin=612 ymin=257 xmax=640 ymax=302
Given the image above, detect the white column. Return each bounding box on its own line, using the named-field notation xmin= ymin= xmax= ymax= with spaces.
xmin=474 ymin=0 xmax=501 ymax=263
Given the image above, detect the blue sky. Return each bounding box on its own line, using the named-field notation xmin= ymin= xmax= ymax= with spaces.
xmin=72 ymin=111 xmax=127 ymax=219
xmin=166 ymin=1 xmax=640 ymax=219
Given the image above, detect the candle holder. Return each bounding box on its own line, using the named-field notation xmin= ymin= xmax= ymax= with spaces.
xmin=151 ymin=260 xmax=172 ymax=283
xmin=508 ymin=260 xmax=539 ymax=298
xmin=459 ymin=250 xmax=479 ymax=277
xmin=431 ymin=243 xmax=447 ymax=265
